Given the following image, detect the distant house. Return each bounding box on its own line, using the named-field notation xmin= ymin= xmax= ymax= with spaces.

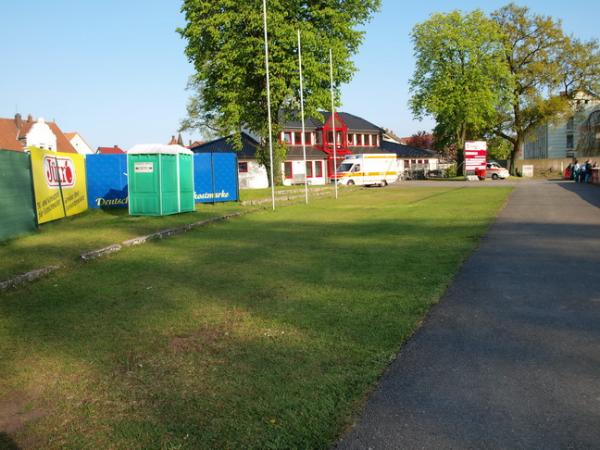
xmin=168 ymin=133 xmax=185 ymax=146
xmin=0 ymin=114 xmax=77 ymax=153
xmin=97 ymin=145 xmax=125 ymax=154
xmin=524 ymin=91 xmax=600 ymax=160
xmin=64 ymin=132 xmax=93 ymax=155
xmin=192 ymin=112 xmax=441 ymax=188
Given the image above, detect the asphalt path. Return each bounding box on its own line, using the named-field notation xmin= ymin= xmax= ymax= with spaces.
xmin=338 ymin=180 xmax=600 ymax=449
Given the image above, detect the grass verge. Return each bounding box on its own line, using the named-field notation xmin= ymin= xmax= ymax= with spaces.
xmin=0 ymin=203 xmax=246 ymax=281
xmin=0 ymin=186 xmax=511 ymax=449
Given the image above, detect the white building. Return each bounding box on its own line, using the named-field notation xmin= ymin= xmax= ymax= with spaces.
xmin=65 ymin=132 xmax=94 ymax=155
xmin=0 ymin=114 xmax=77 ymax=153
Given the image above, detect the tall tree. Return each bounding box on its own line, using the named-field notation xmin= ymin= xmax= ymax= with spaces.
xmin=178 ymin=0 xmax=380 ymax=184
xmin=410 ymin=10 xmax=510 ymax=166
xmin=491 ymin=3 xmax=600 ymax=172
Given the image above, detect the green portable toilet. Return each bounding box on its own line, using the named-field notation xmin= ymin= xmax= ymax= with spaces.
xmin=128 ymin=144 xmax=195 ymax=216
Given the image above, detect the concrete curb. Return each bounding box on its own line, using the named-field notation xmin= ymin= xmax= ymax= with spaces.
xmin=82 ymin=212 xmax=247 ymax=261
xmin=241 ymin=187 xmax=351 ymax=206
xmin=1 ymin=190 xmax=343 ymax=289
xmin=0 ymin=265 xmax=62 ymax=292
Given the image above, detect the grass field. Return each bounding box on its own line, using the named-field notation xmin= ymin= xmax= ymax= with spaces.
xmin=0 ymin=203 xmax=245 ymax=281
xmin=0 ymin=186 xmax=511 ymax=449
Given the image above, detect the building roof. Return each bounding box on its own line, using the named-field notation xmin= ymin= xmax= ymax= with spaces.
xmin=190 ymin=132 xmax=259 ymax=158
xmin=0 ymin=118 xmax=23 ymax=151
xmin=64 ymin=132 xmax=77 ymax=140
xmin=285 ymin=146 xmax=330 ymax=160
xmin=380 ymin=140 xmax=440 ymax=158
xmin=0 ymin=115 xmax=77 ymax=153
xmin=97 ymin=146 xmax=125 ymax=154
xmin=284 ymin=112 xmax=383 ymax=132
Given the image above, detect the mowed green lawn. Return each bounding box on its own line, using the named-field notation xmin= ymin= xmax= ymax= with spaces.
xmin=0 ymin=186 xmax=511 ymax=449
xmin=0 ymin=203 xmax=245 ymax=281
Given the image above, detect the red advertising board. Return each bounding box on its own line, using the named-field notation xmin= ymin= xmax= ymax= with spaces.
xmin=464 ymin=141 xmax=487 ymax=173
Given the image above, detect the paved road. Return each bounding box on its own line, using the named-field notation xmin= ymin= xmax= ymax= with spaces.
xmin=338 ymin=181 xmax=600 ymax=449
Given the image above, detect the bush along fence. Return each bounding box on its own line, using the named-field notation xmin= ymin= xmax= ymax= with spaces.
xmin=0 ymin=149 xmax=37 ymax=240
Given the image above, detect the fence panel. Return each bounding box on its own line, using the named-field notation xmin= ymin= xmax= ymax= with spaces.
xmin=30 ymin=147 xmax=88 ymax=224
xmin=86 ymin=154 xmax=128 ymax=209
xmin=0 ymin=150 xmax=36 ymax=241
xmin=193 ymin=152 xmax=239 ymax=203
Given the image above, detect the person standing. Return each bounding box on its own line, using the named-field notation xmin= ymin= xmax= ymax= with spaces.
xmin=573 ymin=160 xmax=580 ymax=182
xmin=585 ymin=160 xmax=593 ymax=183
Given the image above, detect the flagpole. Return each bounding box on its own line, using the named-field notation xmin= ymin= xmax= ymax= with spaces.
xmin=262 ymin=0 xmax=276 ymax=211
xmin=330 ymin=48 xmax=338 ymax=200
xmin=297 ymin=29 xmax=309 ymax=204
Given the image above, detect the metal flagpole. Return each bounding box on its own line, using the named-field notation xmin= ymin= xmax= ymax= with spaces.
xmin=262 ymin=0 xmax=276 ymax=211
xmin=297 ymin=29 xmax=308 ymax=204
xmin=330 ymin=48 xmax=338 ymax=200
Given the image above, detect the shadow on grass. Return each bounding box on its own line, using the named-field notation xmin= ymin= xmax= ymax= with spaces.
xmin=0 ymin=433 xmax=21 ymax=450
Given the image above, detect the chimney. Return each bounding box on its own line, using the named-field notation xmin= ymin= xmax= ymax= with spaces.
xmin=14 ymin=113 xmax=22 ymax=130
xmin=177 ymin=133 xmax=184 ymax=146
xmin=114 ymin=145 xmax=118 ymax=149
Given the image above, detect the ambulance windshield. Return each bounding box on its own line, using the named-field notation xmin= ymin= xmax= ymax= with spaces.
xmin=338 ymin=163 xmax=354 ymax=172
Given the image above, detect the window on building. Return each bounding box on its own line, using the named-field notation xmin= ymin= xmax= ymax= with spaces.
xmin=238 ymin=162 xmax=248 ymax=173
xmin=315 ymin=160 xmax=323 ymax=177
xmin=566 ymin=134 xmax=574 ymax=149
xmin=566 ymin=117 xmax=574 ymax=132
xmin=327 ymin=131 xmax=334 ymax=144
xmin=304 ymin=132 xmax=312 ymax=145
xmin=362 ymin=134 xmax=368 ymax=146
xmin=404 ymin=159 xmax=410 ymax=167
xmin=306 ymin=161 xmax=313 ymax=178
xmin=283 ymin=132 xmax=292 ymax=144
xmin=284 ymin=161 xmax=293 ymax=179
xmin=411 ymin=159 xmax=416 ymax=165
xmin=294 ymin=131 xmax=302 ymax=145
xmin=336 ymin=131 xmax=342 ymax=146
xmin=316 ymin=131 xmax=322 ymax=144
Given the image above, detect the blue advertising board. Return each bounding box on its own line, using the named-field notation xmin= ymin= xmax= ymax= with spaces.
xmin=193 ymin=153 xmax=239 ymax=203
xmin=86 ymin=154 xmax=128 ymax=209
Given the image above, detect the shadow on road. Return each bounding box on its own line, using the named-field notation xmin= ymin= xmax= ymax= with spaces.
xmin=556 ymin=180 xmax=600 ymax=208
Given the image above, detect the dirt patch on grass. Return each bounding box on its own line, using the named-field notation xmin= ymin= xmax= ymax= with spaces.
xmin=168 ymin=311 xmax=246 ymax=354
xmin=169 ymin=325 xmax=228 ymax=353
xmin=0 ymin=390 xmax=45 ymax=435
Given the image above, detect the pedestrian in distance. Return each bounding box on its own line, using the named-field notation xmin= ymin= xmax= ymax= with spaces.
xmin=584 ymin=160 xmax=593 ymax=183
xmin=579 ymin=160 xmax=587 ymax=183
xmin=572 ymin=160 xmax=580 ymax=182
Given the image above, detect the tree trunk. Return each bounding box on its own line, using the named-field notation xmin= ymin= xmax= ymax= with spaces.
xmin=509 ymin=134 xmax=524 ymax=175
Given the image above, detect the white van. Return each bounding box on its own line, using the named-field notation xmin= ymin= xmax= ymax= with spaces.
xmin=332 ymin=154 xmax=398 ymax=187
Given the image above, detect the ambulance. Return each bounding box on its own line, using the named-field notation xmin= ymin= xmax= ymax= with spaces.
xmin=332 ymin=154 xmax=398 ymax=187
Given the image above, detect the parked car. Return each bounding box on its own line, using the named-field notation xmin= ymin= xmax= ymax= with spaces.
xmin=486 ymin=162 xmax=510 ymax=180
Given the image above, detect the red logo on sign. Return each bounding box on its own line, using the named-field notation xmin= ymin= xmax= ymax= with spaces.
xmin=44 ymin=156 xmax=76 ymax=188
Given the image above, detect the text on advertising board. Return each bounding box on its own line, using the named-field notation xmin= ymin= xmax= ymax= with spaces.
xmin=464 ymin=141 xmax=487 ymax=172
xmin=44 ymin=155 xmax=76 ymax=188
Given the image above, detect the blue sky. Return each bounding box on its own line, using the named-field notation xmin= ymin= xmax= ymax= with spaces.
xmin=1 ymin=0 xmax=598 ymax=149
